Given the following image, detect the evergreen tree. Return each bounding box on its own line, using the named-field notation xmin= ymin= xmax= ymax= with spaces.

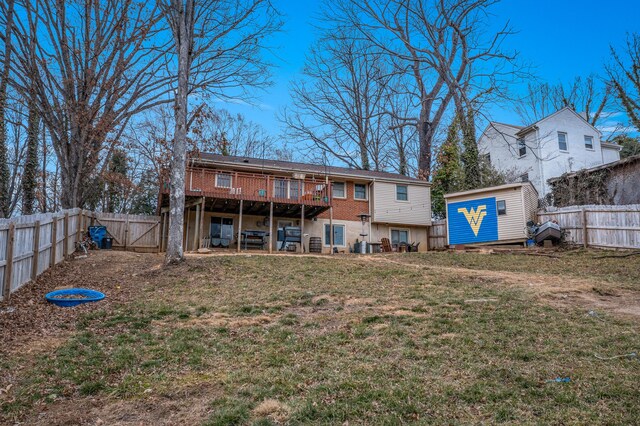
xmin=431 ymin=118 xmax=465 ymax=218
xmin=106 ymin=150 xmax=129 ymax=213
xmin=461 ymin=108 xmax=480 ymax=189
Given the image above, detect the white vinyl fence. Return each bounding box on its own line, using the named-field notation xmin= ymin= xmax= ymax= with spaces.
xmin=0 ymin=209 xmax=160 ymax=302
xmin=538 ymin=205 xmax=640 ymax=250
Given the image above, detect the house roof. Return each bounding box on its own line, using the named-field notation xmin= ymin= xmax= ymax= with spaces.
xmin=192 ymin=153 xmax=430 ymax=185
xmin=444 ymin=182 xmax=537 ymax=199
xmin=515 ymin=107 xmax=603 ymax=137
xmin=547 ymin=154 xmax=640 ymax=183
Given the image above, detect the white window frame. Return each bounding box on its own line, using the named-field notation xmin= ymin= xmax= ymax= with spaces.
xmin=517 ymin=138 xmax=527 ymax=157
xmin=215 ymin=172 xmax=232 ymax=188
xmin=396 ymin=184 xmax=409 ymax=202
xmin=354 ymin=183 xmax=368 ymax=200
xmin=558 ymin=132 xmax=568 ymax=152
xmin=584 ymin=135 xmax=594 ymax=150
xmin=332 ymin=182 xmax=346 ymax=199
xmin=390 ymin=228 xmax=410 ymax=246
xmin=324 ymin=223 xmax=346 ymax=247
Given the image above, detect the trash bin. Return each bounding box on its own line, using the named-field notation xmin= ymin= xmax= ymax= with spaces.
xmin=88 ymin=226 xmax=107 ymax=248
xmin=102 ymin=237 xmax=113 ymax=250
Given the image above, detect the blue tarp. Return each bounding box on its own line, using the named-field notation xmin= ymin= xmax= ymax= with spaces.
xmin=88 ymin=226 xmax=107 ymax=247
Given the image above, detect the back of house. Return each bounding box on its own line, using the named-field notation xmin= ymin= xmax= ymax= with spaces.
xmin=478 ymin=107 xmax=622 ymax=197
xmin=158 ymin=154 xmax=432 ymax=253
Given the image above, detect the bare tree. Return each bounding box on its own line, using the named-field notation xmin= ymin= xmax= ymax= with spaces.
xmin=607 ymin=33 xmax=640 ymax=131
xmin=160 ymin=0 xmax=280 ymax=263
xmin=10 ymin=0 xmax=175 ymax=209
xmin=0 ymin=0 xmax=16 ymax=217
xmin=335 ymin=0 xmax=516 ymax=180
xmin=515 ymin=75 xmax=611 ymax=126
xmin=283 ymin=31 xmax=394 ymax=171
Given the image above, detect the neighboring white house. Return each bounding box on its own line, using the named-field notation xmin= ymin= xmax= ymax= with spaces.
xmin=478 ymin=107 xmax=622 ymax=197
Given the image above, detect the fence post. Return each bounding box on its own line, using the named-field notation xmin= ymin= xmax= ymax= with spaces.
xmin=32 ymin=220 xmax=41 ymax=280
xmin=582 ymin=208 xmax=588 ymax=249
xmin=51 ymin=216 xmax=58 ymax=267
xmin=125 ymin=215 xmax=130 ymax=250
xmin=63 ymin=212 xmax=70 ymax=259
xmin=3 ymin=222 xmax=15 ymax=301
xmin=76 ymin=210 xmax=82 ymax=244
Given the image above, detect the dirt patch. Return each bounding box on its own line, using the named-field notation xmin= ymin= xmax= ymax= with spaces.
xmin=0 ymin=251 xmax=163 ymax=356
xmin=23 ymin=384 xmax=216 ymax=426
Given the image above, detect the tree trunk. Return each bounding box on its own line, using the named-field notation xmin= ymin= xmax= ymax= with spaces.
xmin=417 ymin=108 xmax=433 ymax=181
xmin=22 ymin=96 xmax=40 ymax=215
xmin=0 ymin=0 xmax=15 ymax=218
xmin=166 ymin=2 xmax=190 ymax=264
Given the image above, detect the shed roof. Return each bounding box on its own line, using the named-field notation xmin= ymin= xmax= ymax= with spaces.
xmin=444 ymin=182 xmax=537 ymax=199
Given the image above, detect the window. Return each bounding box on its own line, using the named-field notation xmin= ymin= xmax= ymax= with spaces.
xmin=354 ymin=183 xmax=367 ymax=200
xmin=396 ymin=185 xmax=408 ymax=201
xmin=517 ymin=138 xmax=527 ymax=157
xmin=391 ymin=229 xmax=409 ymax=246
xmin=558 ymin=132 xmax=568 ymax=151
xmin=324 ymin=224 xmax=345 ymax=246
xmin=215 ymin=173 xmax=232 ymax=188
xmin=497 ymin=200 xmax=507 ymax=215
xmin=332 ymin=182 xmax=345 ymax=198
xmin=274 ymin=179 xmax=288 ymax=198
xmin=210 ymin=217 xmax=234 ymax=240
xmin=289 ymin=180 xmax=301 ymax=200
xmin=584 ymin=135 xmax=594 ymax=150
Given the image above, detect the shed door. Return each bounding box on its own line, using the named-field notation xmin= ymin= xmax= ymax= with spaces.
xmin=447 ymin=197 xmax=499 ymax=245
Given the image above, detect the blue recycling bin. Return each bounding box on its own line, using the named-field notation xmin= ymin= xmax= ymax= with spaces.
xmin=88 ymin=226 xmax=107 ymax=248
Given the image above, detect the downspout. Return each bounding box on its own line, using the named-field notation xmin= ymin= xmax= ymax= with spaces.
xmin=368 ymin=180 xmax=374 ymax=245
xmin=536 ymin=127 xmax=545 ymax=197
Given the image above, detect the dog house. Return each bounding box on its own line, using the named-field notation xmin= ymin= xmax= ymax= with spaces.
xmin=445 ymin=182 xmax=538 ymax=247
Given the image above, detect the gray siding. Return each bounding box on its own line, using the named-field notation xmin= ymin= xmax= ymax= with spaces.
xmin=372 ymin=182 xmax=431 ymax=226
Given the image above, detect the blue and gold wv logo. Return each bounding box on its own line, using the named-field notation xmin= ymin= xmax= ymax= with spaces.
xmin=457 ymin=205 xmax=487 ymax=237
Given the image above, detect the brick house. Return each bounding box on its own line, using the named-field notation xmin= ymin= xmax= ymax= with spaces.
xmin=158 ymin=154 xmax=432 ymax=253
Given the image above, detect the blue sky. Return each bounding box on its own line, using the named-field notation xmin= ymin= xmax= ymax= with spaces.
xmin=221 ymin=0 xmax=640 ymax=139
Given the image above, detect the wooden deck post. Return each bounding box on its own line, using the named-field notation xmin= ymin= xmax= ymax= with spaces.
xmin=32 ymin=221 xmax=41 ymax=280
xmin=237 ymin=199 xmax=244 ymax=253
xmin=269 ymin=202 xmax=274 ymax=254
xmin=193 ymin=202 xmax=201 ymax=251
xmin=199 ymin=197 xmax=206 ymax=249
xmin=51 ymin=217 xmax=58 ymax=267
xmin=329 ymin=206 xmax=334 ymax=255
xmin=3 ymin=222 xmax=15 ymax=300
xmin=300 ymin=204 xmax=305 ymax=253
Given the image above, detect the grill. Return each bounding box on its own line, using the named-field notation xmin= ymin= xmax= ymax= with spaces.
xmin=278 ymin=226 xmax=301 ymax=251
xmin=240 ymin=230 xmax=269 ymax=250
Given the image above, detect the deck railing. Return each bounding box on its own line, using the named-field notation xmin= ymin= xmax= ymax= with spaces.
xmin=162 ymin=168 xmax=332 ymax=207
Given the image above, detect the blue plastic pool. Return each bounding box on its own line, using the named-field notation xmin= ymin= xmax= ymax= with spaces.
xmin=45 ymin=288 xmax=105 ymax=307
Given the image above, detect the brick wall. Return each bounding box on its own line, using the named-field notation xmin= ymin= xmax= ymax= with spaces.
xmin=317 ymin=181 xmax=370 ymax=221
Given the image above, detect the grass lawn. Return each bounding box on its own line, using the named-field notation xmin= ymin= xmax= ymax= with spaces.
xmin=1 ymin=250 xmax=639 ymax=425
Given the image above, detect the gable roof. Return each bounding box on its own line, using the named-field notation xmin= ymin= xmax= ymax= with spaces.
xmin=482 ymin=107 xmax=603 ymax=139
xmin=192 ymin=153 xmax=430 ymax=186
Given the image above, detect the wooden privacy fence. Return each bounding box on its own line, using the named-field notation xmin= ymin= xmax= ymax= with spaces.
xmin=428 ymin=220 xmax=447 ymax=250
xmin=0 ymin=209 xmax=160 ymax=302
xmin=538 ymin=205 xmax=640 ymax=250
